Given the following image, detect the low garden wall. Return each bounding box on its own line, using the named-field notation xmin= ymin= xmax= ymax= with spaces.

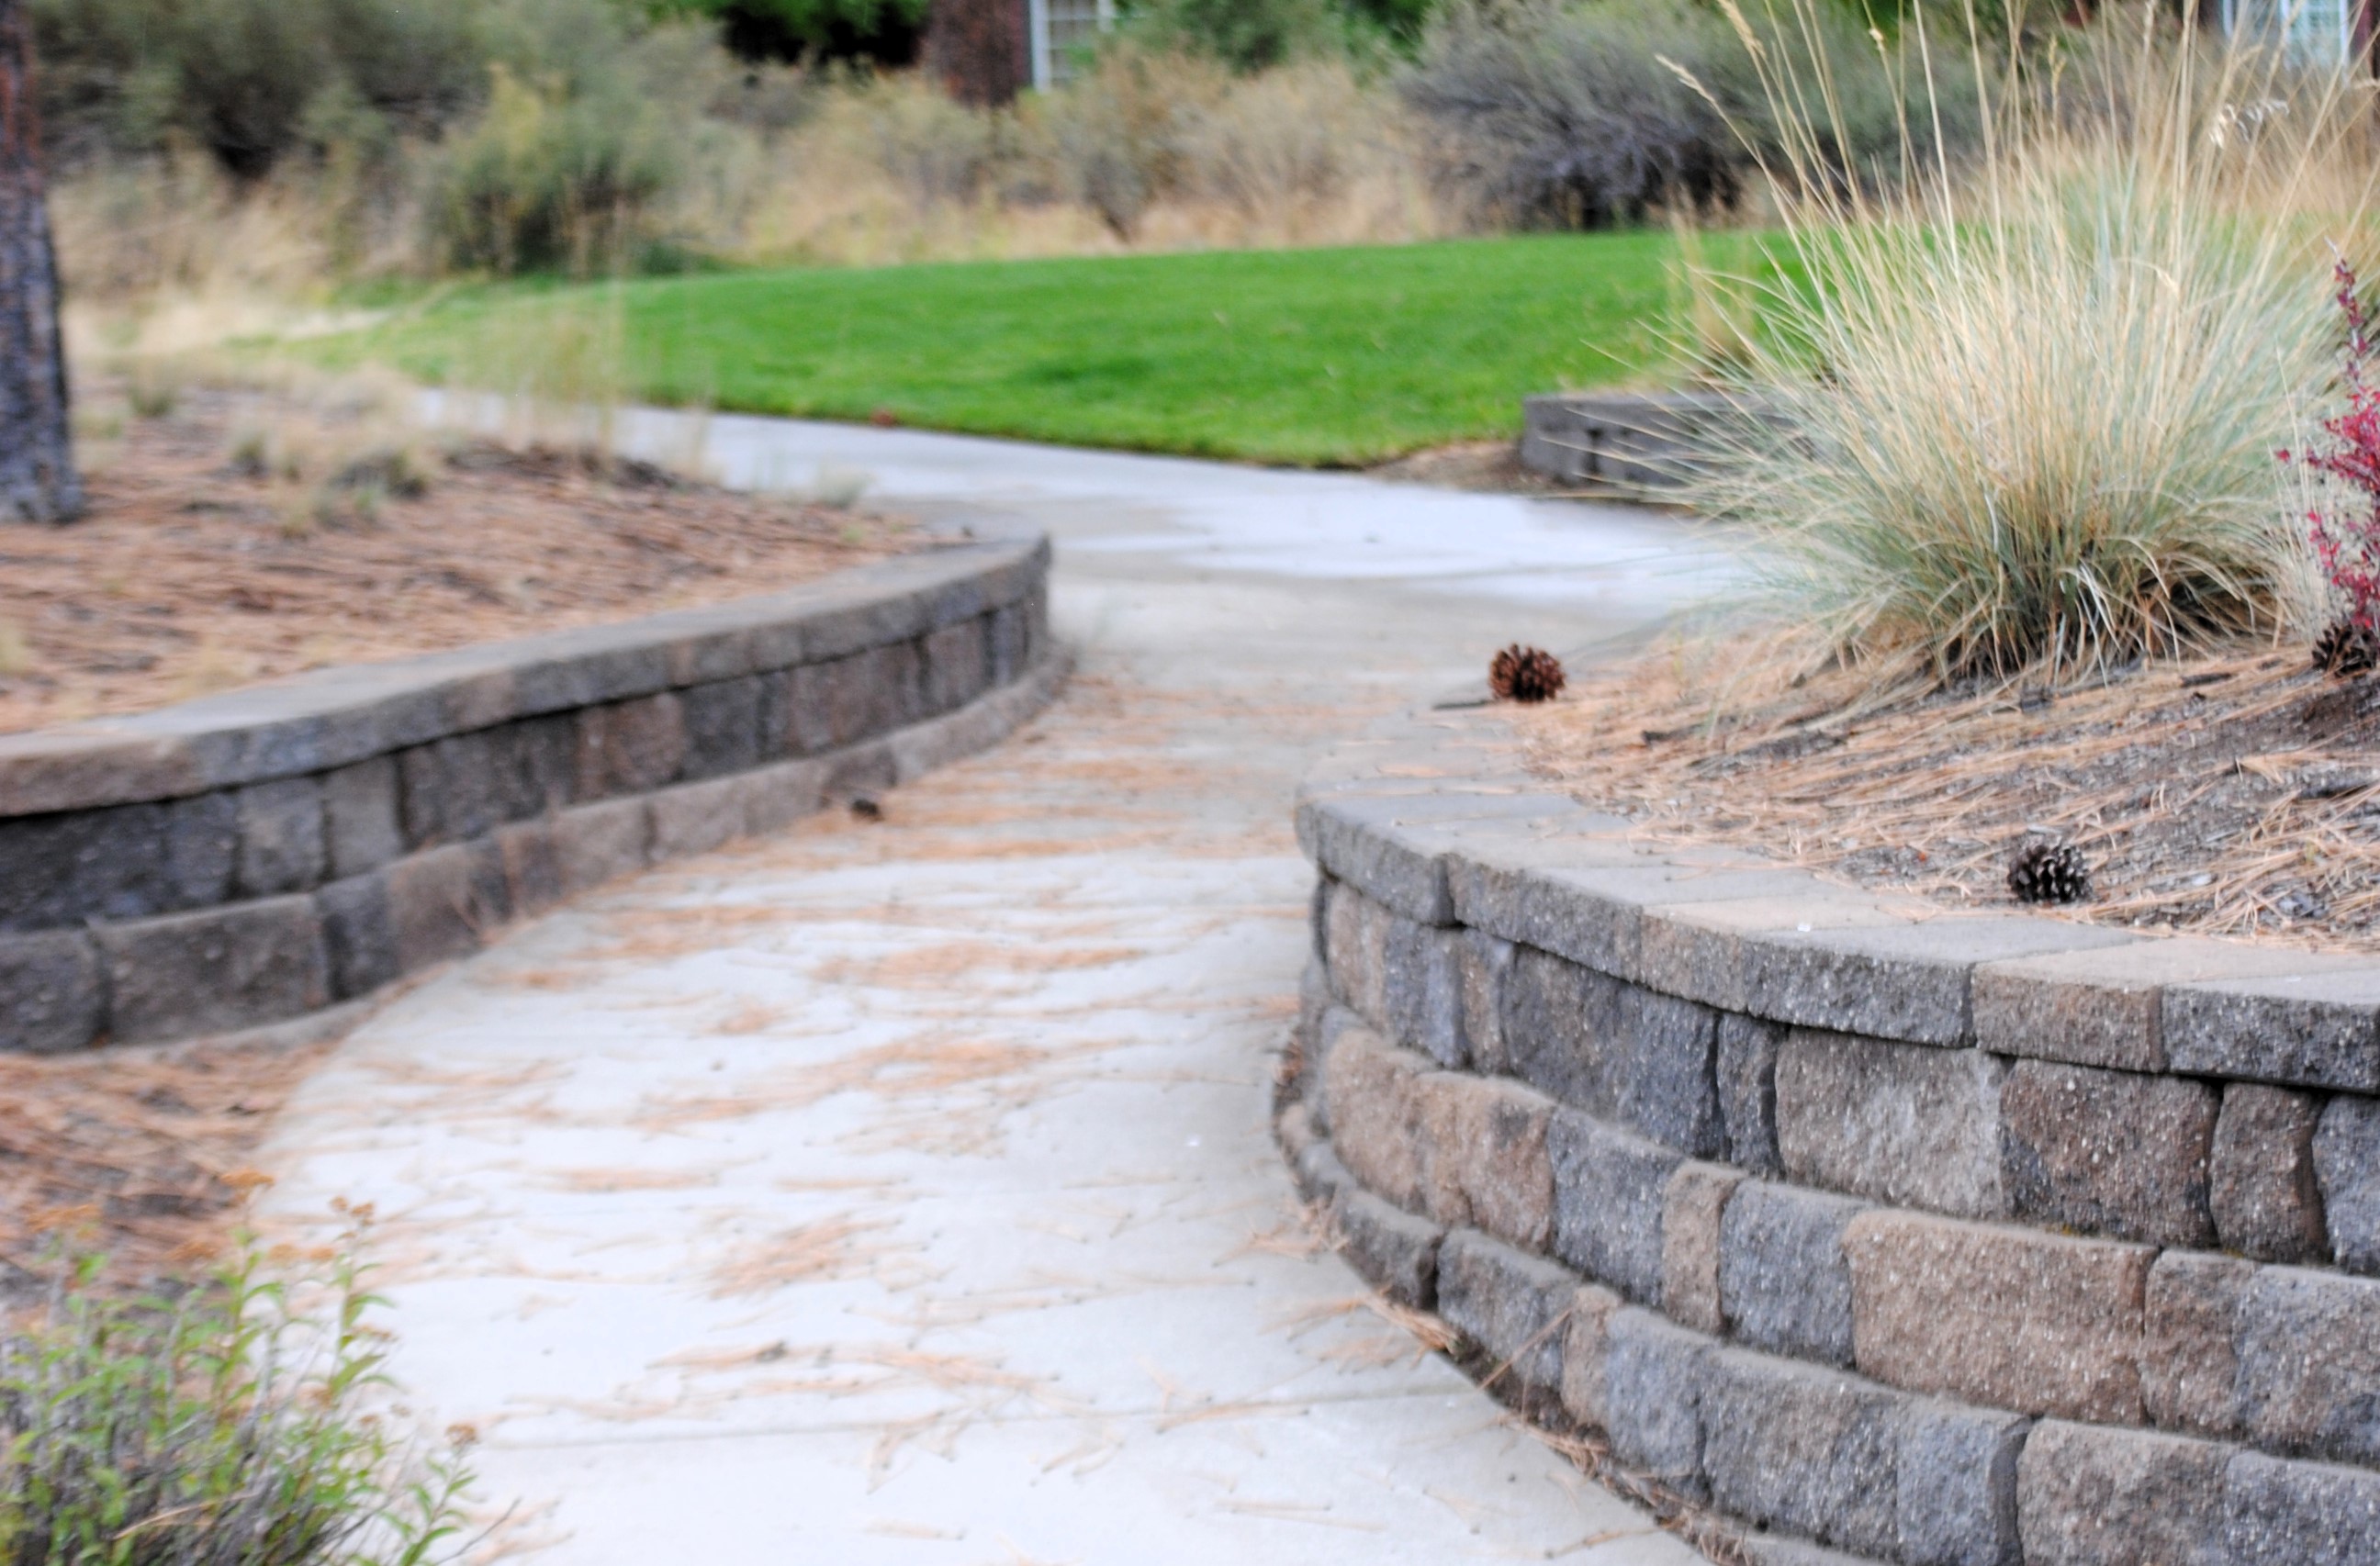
xmin=0 ymin=536 xmax=1061 ymax=1054
xmin=1285 ymin=703 xmax=2380 ymax=1566
xmin=1518 ymin=391 xmax=1734 ymax=493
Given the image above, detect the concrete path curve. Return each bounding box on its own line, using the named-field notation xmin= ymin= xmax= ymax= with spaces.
xmin=256 ymin=418 xmax=1723 ymax=1565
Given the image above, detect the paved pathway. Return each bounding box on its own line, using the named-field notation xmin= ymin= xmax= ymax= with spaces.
xmin=257 ymin=419 xmax=1723 ymax=1564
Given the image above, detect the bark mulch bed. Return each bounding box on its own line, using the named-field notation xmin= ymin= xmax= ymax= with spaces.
xmin=1516 ymin=638 xmax=2380 ymax=953
xmin=0 ymin=385 xmax=921 ymax=735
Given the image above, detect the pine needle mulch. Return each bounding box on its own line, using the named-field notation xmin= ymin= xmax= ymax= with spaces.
xmin=0 ymin=386 xmax=921 ymax=734
xmin=1516 ymin=638 xmax=2380 ymax=953
xmin=0 ymin=1035 xmax=336 ymax=1292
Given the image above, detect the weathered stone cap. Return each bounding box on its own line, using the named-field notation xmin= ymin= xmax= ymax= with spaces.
xmin=0 ymin=537 xmax=1047 ymax=817
xmin=1303 ymin=703 xmax=2380 ymax=1088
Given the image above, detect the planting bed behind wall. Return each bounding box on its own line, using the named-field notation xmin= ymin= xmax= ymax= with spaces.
xmin=1285 ymin=703 xmax=2380 ymax=1566
xmin=0 ymin=535 xmax=1061 ymax=1054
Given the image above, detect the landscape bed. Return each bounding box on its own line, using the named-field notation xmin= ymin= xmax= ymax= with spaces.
xmin=1518 ymin=644 xmax=2380 ymax=951
xmin=0 ymin=386 xmax=919 ymax=734
xmin=1285 ymin=699 xmax=2380 ymax=1566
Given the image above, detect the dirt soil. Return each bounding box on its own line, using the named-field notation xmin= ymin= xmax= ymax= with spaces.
xmin=0 ymin=386 xmax=922 ymax=734
xmin=1517 ymin=641 xmax=2380 ymax=952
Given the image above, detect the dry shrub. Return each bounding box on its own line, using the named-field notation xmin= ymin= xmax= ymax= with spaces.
xmin=1690 ymin=5 xmax=2377 ymax=685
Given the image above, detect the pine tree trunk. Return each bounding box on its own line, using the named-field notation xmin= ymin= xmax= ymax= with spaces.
xmin=0 ymin=0 xmax=76 ymax=524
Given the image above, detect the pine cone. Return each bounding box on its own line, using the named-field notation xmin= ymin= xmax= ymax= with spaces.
xmin=1489 ymin=644 xmax=1567 ymax=703
xmin=2314 ymin=616 xmax=2378 ymax=677
xmin=2008 ymin=840 xmax=2092 ymax=906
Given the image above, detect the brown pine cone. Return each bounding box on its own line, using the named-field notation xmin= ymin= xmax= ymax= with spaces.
xmin=1489 ymin=644 xmax=1566 ymax=703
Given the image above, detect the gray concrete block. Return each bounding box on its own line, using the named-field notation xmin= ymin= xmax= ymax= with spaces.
xmin=315 ymin=870 xmax=398 ymax=1000
xmin=1701 ymin=1348 xmax=1901 ymax=1559
xmin=2017 ymin=1420 xmax=2228 ymax=1566
xmin=1324 ymin=881 xmax=1390 ymax=1026
xmin=0 ymin=792 xmax=234 ymax=933
xmin=1384 ymin=919 xmax=1465 ymax=1067
xmin=484 ymin=712 xmax=578 ymax=820
xmin=921 ymin=616 xmax=990 ymax=714
xmin=1737 ymin=1539 xmax=1887 ymax=1566
xmin=648 ymin=773 xmax=754 ymax=861
xmin=677 ymin=676 xmax=767 ymax=782
xmin=1777 ymin=1029 xmax=2009 ymax=1220
xmin=2166 ymin=968 xmax=2380 ymax=1092
xmin=774 ymin=660 xmax=838 ymax=757
xmin=96 ymin=898 xmax=327 ymax=1043
xmin=1744 ymin=917 xmax=2136 ymax=1046
xmin=1661 ymin=1161 xmax=1741 ymax=1337
xmin=1451 ymin=851 xmax=1820 ymax=989
xmin=1501 ymin=945 xmax=1624 ymax=1113
xmin=1975 ymin=938 xmax=2334 ymax=1073
xmin=986 ymin=600 xmax=1029 ymax=686
xmin=1437 ymin=1228 xmax=1577 ymax=1395
xmin=2314 ymin=1092 xmax=2380 ymax=1273
xmin=2224 ymin=1449 xmax=2380 ymax=1566
xmin=1895 ymin=1398 xmax=2026 ymax=1566
xmin=2141 ymin=1250 xmax=2250 ymax=1438
xmin=574 ymin=692 xmax=688 ymax=800
xmin=231 ymin=776 xmax=326 ymax=897
xmin=1427 ymin=1072 xmax=1556 ymax=1251
xmin=1457 ymin=928 xmax=1514 ymax=1075
xmin=1320 ymin=1022 xmax=1430 ymax=1210
xmin=1844 ymin=1210 xmax=2150 ymax=1424
xmin=1638 ymin=893 xmax=1907 ymax=1012
xmin=386 ymin=842 xmax=507 ymax=972
xmin=2000 ymin=1058 xmax=2217 ymax=1247
xmin=552 ymin=797 xmax=650 ymax=898
xmin=320 ymin=755 xmax=403 ymax=878
xmin=1719 ymin=1011 xmax=1787 ymax=1175
xmin=740 ymin=757 xmax=826 ymax=836
xmin=495 ymin=821 xmax=564 ymax=916
xmin=1559 ymin=1281 xmax=1624 ymax=1430
xmin=2235 ymin=1264 xmax=2380 ymax=1465
xmin=0 ymin=930 xmax=104 ymax=1052
xmin=1615 ymin=981 xmax=1723 ymax=1157
xmin=1312 ymin=1144 xmax=1443 ymax=1309
xmin=2213 ymin=1084 xmax=2330 ymax=1265
xmin=1719 ymin=1180 xmax=1864 ymax=1368
xmin=1548 ymin=1107 xmax=1681 ymax=1304
xmin=1604 ymin=1307 xmax=1712 ymax=1499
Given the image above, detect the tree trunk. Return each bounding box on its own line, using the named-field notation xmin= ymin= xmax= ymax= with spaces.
xmin=0 ymin=0 xmax=76 ymax=524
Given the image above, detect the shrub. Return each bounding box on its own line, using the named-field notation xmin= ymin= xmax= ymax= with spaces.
xmin=1122 ymin=0 xmax=1349 ymax=73
xmin=1400 ymin=0 xmax=1740 ymax=229
xmin=2290 ymin=262 xmax=2380 ymax=632
xmin=0 ymin=1239 xmax=474 ymax=1566
xmin=1400 ymin=0 xmax=1972 ymax=231
xmin=30 ymin=0 xmax=488 ymax=175
xmin=1695 ymin=9 xmax=2356 ymax=683
xmin=427 ymin=7 xmax=742 ymax=274
xmin=1032 ymin=45 xmax=1229 ymax=238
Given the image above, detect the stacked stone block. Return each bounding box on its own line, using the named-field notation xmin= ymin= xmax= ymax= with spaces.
xmin=0 ymin=538 xmax=1056 ymax=1052
xmin=1283 ymin=706 xmax=2380 ymax=1565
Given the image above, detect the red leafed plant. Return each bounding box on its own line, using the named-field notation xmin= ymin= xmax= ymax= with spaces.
xmin=2288 ymin=258 xmax=2380 ymax=638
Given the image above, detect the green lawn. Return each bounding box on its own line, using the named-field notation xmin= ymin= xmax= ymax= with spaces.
xmin=320 ymin=232 xmax=1743 ymax=465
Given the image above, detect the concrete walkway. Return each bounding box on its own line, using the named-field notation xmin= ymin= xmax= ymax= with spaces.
xmin=256 ymin=419 xmax=1723 ymax=1564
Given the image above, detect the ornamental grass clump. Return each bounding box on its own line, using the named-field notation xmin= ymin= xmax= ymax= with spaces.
xmin=0 ymin=1238 xmax=476 ymax=1566
xmin=1690 ymin=5 xmax=2374 ymax=685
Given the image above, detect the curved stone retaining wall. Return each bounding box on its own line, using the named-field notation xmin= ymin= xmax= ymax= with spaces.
xmin=0 ymin=537 xmax=1060 ymax=1053
xmin=1284 ymin=705 xmax=2380 ymax=1566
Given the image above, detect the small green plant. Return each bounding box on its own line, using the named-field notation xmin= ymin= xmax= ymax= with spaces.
xmin=0 ymin=1231 xmax=477 ymax=1566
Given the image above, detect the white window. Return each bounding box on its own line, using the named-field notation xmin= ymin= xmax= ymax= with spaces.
xmin=2224 ymin=0 xmax=2357 ymax=66
xmin=1029 ymin=0 xmax=1116 ymax=88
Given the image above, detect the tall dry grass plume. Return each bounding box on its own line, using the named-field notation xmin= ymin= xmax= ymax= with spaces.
xmin=1684 ymin=2 xmax=2378 ymax=686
